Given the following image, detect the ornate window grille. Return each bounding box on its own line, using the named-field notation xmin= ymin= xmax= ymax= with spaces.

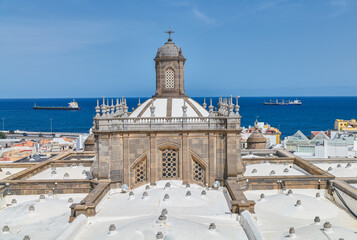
xmin=161 ymin=148 xmax=178 ymax=178
xmin=192 ymin=158 xmax=204 ymax=183
xmin=134 ymin=158 xmax=147 ymax=184
xmin=165 ymin=68 xmax=175 ymax=88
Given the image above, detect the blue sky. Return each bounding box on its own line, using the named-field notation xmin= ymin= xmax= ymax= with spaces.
xmin=0 ymin=0 xmax=357 ymax=98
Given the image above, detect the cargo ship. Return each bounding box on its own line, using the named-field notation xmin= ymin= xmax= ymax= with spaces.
xmin=33 ymin=100 xmax=81 ymax=110
xmin=263 ymin=99 xmax=302 ymax=105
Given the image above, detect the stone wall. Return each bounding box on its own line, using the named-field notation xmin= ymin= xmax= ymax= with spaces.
xmin=92 ymin=130 xmax=243 ymax=188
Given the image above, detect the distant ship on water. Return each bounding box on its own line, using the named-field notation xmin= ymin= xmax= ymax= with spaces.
xmin=33 ymin=100 xmax=81 ymax=110
xmin=263 ymin=99 xmax=302 ymax=105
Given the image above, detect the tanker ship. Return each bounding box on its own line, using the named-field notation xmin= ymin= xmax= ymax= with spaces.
xmin=33 ymin=100 xmax=81 ymax=110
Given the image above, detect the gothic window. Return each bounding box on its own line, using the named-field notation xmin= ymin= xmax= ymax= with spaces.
xmin=161 ymin=148 xmax=178 ymax=178
xmin=134 ymin=158 xmax=147 ymax=184
xmin=165 ymin=68 xmax=175 ymax=88
xmin=192 ymin=158 xmax=205 ymax=183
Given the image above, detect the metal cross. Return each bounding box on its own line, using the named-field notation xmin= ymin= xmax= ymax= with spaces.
xmin=165 ymin=27 xmax=174 ymax=41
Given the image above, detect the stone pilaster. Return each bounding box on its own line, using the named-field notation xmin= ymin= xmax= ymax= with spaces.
xmin=182 ymin=133 xmax=189 ymax=184
xmin=208 ymin=133 xmax=217 ymax=187
xmin=149 ymin=134 xmax=156 ymax=185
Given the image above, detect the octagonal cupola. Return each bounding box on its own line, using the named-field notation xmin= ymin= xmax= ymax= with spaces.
xmin=154 ymin=28 xmax=186 ymax=98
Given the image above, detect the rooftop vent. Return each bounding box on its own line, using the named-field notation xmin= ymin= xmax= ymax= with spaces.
xmin=145 ymin=185 xmax=150 ymax=190
xmin=29 ymin=205 xmax=35 ymax=212
xmin=201 ymin=190 xmax=206 ymax=196
xmin=142 ymin=191 xmax=148 ymax=198
xmin=260 ymin=193 xmax=265 ymax=199
xmin=165 ymin=182 xmax=171 ymax=188
xmin=51 ymin=170 xmax=57 ymax=175
xmin=295 ymin=200 xmax=301 ymax=207
xmin=2 ymin=225 xmax=9 ymax=232
xmin=186 ymin=184 xmax=190 ymax=188
xmin=109 ymin=224 xmax=116 ymax=232
xmin=323 ymin=222 xmax=332 ymax=231
xmin=346 ymin=163 xmax=352 ymax=168
xmin=286 ymin=190 xmax=293 ymax=196
xmin=314 ymin=216 xmax=320 ymax=223
xmin=289 ymin=227 xmax=295 ymax=237
xmin=316 ymin=192 xmax=321 ymax=198
xmin=11 ymin=199 xmax=17 ymax=204
xmin=23 ymin=235 xmax=30 ymax=240
xmin=63 ymin=173 xmax=69 ymax=179
xmin=251 ymin=169 xmax=257 ymax=174
xmin=164 ymin=194 xmax=170 ymax=200
xmin=337 ymin=164 xmax=342 ymax=168
xmin=156 ymin=232 xmax=164 ymax=239
xmin=208 ymin=223 xmax=216 ymax=230
xmin=162 ymin=208 xmax=168 ymax=215
xmin=284 ymin=168 xmax=289 ymax=173
xmin=6 ymin=171 xmax=11 ymax=175
xmin=328 ymin=167 xmax=333 ymax=171
xmin=39 ymin=194 xmax=45 ymax=200
xmin=82 ymin=170 xmax=87 ymax=175
xmin=185 ymin=191 xmax=191 ymax=197
xmin=158 ymin=214 xmax=167 ymax=221
xmin=68 ymin=198 xmax=73 ymax=203
xmin=270 ymin=170 xmax=276 ymax=175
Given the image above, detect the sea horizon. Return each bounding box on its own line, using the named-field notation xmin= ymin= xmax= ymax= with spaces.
xmin=0 ymin=96 xmax=356 ymax=138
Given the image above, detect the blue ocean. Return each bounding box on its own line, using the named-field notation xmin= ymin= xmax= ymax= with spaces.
xmin=0 ymin=97 xmax=356 ymax=138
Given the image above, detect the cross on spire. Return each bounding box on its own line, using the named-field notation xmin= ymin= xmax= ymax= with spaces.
xmin=165 ymin=27 xmax=175 ymax=41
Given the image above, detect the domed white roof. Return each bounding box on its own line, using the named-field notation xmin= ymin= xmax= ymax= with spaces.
xmin=130 ymin=98 xmax=208 ymax=118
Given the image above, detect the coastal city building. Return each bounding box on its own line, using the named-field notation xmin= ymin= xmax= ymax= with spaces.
xmin=334 ymin=119 xmax=357 ymax=132
xmin=284 ymin=129 xmax=357 ymax=158
xmin=0 ymin=131 xmax=88 ymax=162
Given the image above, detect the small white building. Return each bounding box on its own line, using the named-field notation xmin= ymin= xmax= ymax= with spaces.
xmin=284 ymin=130 xmax=357 ymax=158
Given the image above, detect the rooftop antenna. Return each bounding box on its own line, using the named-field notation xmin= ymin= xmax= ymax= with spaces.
xmin=165 ymin=27 xmax=175 ymax=41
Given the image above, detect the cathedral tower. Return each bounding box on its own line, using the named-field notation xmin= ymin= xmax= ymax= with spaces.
xmin=154 ymin=28 xmax=186 ymax=98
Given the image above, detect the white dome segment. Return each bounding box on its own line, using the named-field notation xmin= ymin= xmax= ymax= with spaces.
xmin=130 ymin=98 xmax=209 ymax=118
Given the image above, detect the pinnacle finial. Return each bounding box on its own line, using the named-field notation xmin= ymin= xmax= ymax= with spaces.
xmin=165 ymin=27 xmax=175 ymax=41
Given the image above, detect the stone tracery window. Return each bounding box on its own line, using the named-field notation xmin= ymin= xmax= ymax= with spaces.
xmin=192 ymin=158 xmax=205 ymax=183
xmin=161 ymin=148 xmax=178 ymax=178
xmin=165 ymin=68 xmax=175 ymax=88
xmin=134 ymin=157 xmax=147 ymax=184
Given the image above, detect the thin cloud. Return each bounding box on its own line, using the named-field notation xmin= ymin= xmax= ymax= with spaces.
xmin=192 ymin=7 xmax=216 ymax=25
xmin=0 ymin=17 xmax=118 ymax=55
xmin=250 ymin=0 xmax=286 ymax=13
xmin=328 ymin=0 xmax=349 ymax=17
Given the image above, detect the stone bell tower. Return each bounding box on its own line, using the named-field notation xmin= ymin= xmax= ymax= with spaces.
xmin=154 ymin=28 xmax=186 ymax=98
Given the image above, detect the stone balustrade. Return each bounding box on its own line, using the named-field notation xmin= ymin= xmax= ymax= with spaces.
xmin=94 ymin=116 xmax=241 ymax=131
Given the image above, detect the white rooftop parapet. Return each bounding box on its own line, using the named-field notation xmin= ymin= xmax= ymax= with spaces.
xmin=239 ymin=210 xmax=265 ymax=240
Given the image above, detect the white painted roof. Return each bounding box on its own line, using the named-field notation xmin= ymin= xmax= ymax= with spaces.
xmin=130 ymin=98 xmax=209 ymax=118
xmin=0 ymin=194 xmax=87 ymax=240
xmin=28 ymin=166 xmax=90 ymax=180
xmin=244 ymin=189 xmax=357 ymax=240
xmin=0 ymin=168 xmax=26 ymax=180
xmin=74 ymin=180 xmax=248 ymax=240
xmin=314 ymin=163 xmax=357 ymax=177
xmin=244 ymin=163 xmax=308 ymax=176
